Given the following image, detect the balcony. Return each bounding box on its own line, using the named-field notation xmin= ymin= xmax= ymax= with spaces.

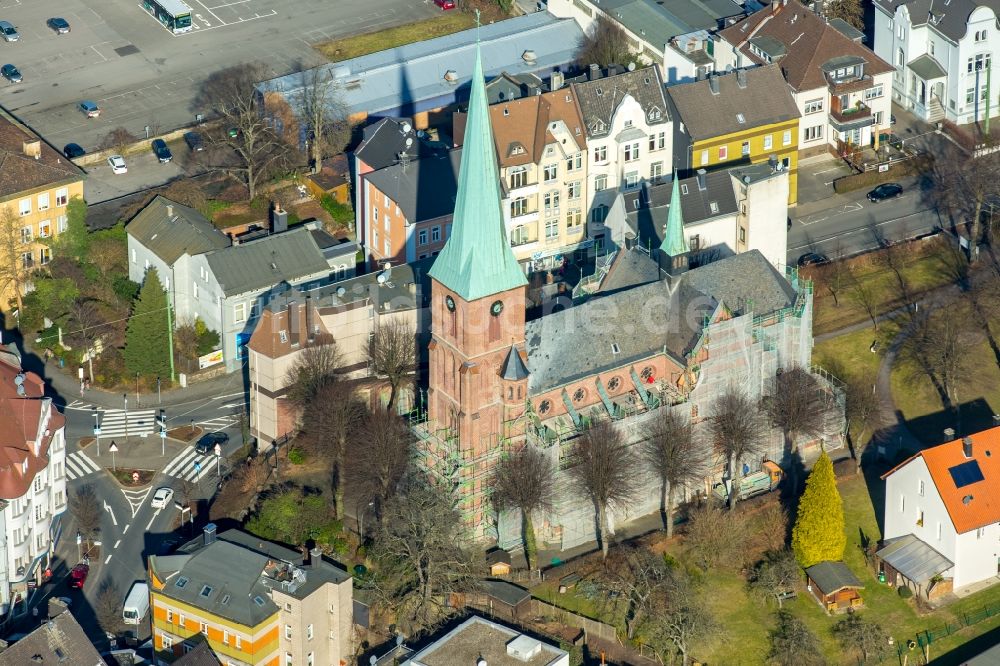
xmin=829 ymin=99 xmax=872 ymax=132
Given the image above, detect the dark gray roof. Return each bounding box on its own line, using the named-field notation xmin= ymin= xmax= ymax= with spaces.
xmin=598 ymin=246 xmax=660 ymax=294
xmin=572 ymin=66 xmax=669 ymax=139
xmin=172 ymin=642 xmax=221 ymax=666
xmin=681 ymin=250 xmax=797 ymax=315
xmin=876 ymin=0 xmax=1000 ymax=42
xmin=364 ymin=148 xmax=461 ymax=224
xmin=500 ymin=344 xmax=530 ymax=381
xmin=206 ymin=226 xmax=331 ymax=297
xmin=593 ymin=0 xmax=746 ymax=49
xmin=666 ymin=64 xmax=799 ymax=141
xmin=829 ymin=18 xmax=865 ymax=42
xmin=486 ymin=71 xmax=544 ymax=104
xmin=0 ymin=610 xmax=106 ymax=666
xmin=625 ymin=172 xmax=737 ymax=246
xmin=483 ymin=580 xmax=530 ymax=607
xmin=126 ymin=195 xmax=229 ymax=264
xmin=908 ymin=54 xmax=947 ymax=81
xmin=354 ymin=117 xmax=438 ymax=171
xmin=310 ymin=228 xmax=359 ymax=263
xmin=805 ymin=561 xmax=863 ymax=595
xmin=876 ymin=534 xmax=954 ymax=585
xmin=749 ymin=35 xmax=786 ymax=59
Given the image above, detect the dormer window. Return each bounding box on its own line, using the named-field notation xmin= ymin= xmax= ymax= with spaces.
xmin=649 ymin=108 xmax=661 ymax=120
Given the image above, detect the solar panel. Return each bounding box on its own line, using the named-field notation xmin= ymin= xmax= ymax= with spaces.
xmin=948 ymin=460 xmax=985 ymax=488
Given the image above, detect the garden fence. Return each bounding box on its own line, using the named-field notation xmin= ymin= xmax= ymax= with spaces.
xmin=895 ymin=601 xmax=1000 ymax=658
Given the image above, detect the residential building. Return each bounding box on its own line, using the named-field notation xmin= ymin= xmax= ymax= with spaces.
xmin=665 ymin=64 xmax=800 ymax=203
xmin=0 ymin=346 xmax=67 ymax=623
xmin=456 ymin=83 xmax=589 ymax=271
xmin=0 ymin=107 xmax=85 ymax=311
xmin=880 ymin=429 xmax=1000 ymax=596
xmin=717 ymin=1 xmax=894 ymax=157
xmin=873 ymin=0 xmax=1000 ymax=124
xmin=0 ymin=608 xmax=106 ymax=665
xmin=571 ymin=65 xmax=672 ymax=242
xmin=247 ymin=260 xmax=431 ymax=445
xmin=127 ymin=197 xmax=357 ymax=373
xmin=414 ymin=43 xmax=843 ymax=547
xmin=401 ymin=616 xmax=569 ymax=666
xmin=148 ymin=527 xmax=353 ymax=666
xmin=547 ymin=0 xmax=754 ymax=83
xmin=486 ymin=71 xmax=545 ymax=104
xmin=361 ymin=149 xmax=459 ymax=268
xmin=258 ymin=12 xmax=583 ymax=126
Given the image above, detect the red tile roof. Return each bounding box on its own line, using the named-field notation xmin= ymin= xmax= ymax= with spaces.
xmin=0 ymin=352 xmax=62 ymax=499
xmin=884 ymin=427 xmax=1000 ymax=534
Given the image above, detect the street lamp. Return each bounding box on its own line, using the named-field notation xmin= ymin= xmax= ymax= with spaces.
xmin=359 ymin=500 xmax=374 ymax=544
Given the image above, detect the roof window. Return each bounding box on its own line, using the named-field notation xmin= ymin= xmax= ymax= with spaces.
xmin=176 ymin=577 xmax=189 ymax=589
xmin=200 ymin=585 xmax=213 ymax=597
xmin=253 ymin=595 xmax=266 ymax=606
xmin=736 ymin=113 xmax=746 ymax=124
xmin=611 ymin=343 xmax=621 ymax=355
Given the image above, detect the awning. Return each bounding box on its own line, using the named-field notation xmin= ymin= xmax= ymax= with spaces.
xmin=908 ymin=54 xmax=947 ymax=81
xmin=876 ymin=534 xmax=954 ymax=586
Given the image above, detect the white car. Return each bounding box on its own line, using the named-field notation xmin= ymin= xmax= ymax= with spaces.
xmin=107 ymin=155 xmax=127 ymax=175
xmin=150 ymin=487 xmax=173 ymax=509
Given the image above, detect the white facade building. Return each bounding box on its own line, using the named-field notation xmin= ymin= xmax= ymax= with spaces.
xmin=873 ymin=0 xmax=1000 ymax=124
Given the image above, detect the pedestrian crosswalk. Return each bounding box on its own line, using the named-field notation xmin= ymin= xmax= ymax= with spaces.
xmin=196 ymin=415 xmax=240 ymax=431
xmin=65 ymin=451 xmax=101 ymax=480
xmin=162 ymin=446 xmax=217 ymax=483
xmin=95 ymin=409 xmax=157 ymax=439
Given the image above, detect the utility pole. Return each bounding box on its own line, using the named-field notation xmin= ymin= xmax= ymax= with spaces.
xmin=166 ymin=291 xmax=176 ymax=383
xmin=92 ymin=410 xmax=101 ymax=457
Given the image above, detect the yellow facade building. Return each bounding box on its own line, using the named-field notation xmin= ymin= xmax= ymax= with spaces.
xmin=667 ymin=64 xmax=801 ymax=204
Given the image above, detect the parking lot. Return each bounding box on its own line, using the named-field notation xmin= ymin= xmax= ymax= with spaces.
xmin=0 ymin=0 xmax=438 ymax=202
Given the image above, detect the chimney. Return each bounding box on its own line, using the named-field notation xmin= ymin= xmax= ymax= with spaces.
xmin=203 ymin=523 xmax=217 ymax=546
xmin=624 ymin=231 xmax=637 ymax=250
xmin=768 ymin=154 xmax=778 ymax=172
xmin=708 ymin=76 xmax=720 ymax=95
xmin=305 ymin=293 xmax=315 ymax=342
xmin=166 ymin=204 xmax=174 ymax=218
xmin=696 ymin=169 xmax=707 ymax=191
xmin=22 ymin=139 xmax=41 ymax=159
xmin=550 ymin=71 xmax=564 ymax=91
xmin=288 ymin=300 xmax=300 ymax=341
xmin=589 ymin=63 xmax=602 ymax=80
xmin=736 ymin=69 xmax=747 ymax=89
xmin=271 ymin=204 xmax=288 ymax=233
xmin=309 ymin=547 xmax=322 ymax=567
xmin=607 ymin=64 xmax=619 ymax=77
xmin=963 ymin=436 xmax=974 ymax=459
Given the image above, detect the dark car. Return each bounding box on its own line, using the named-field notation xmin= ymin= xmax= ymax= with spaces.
xmin=184 ymin=131 xmax=204 ymax=152
xmin=797 ymin=252 xmax=828 ymax=267
xmin=1 ymin=64 xmax=20 ymax=83
xmin=47 ymin=18 xmax=70 ymax=34
xmin=63 ymin=143 xmax=85 ymax=159
xmin=68 ymin=563 xmax=89 ymax=589
xmin=151 ymin=138 xmax=172 ymax=163
xmin=195 ymin=431 xmax=229 ymax=455
xmin=867 ymin=183 xmax=903 ymax=203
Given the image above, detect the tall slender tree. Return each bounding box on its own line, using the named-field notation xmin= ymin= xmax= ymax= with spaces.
xmin=0 ymin=205 xmax=30 ymax=314
xmin=642 ymin=410 xmax=706 ymax=536
xmin=792 ymin=451 xmax=846 ymax=568
xmin=123 ymin=268 xmax=172 ymax=379
xmin=711 ymin=387 xmax=767 ymax=511
xmin=344 ymin=408 xmax=412 ymax=527
xmin=367 ymin=318 xmax=416 ymax=412
xmin=492 ymin=446 xmax=554 ymax=570
xmin=765 ymin=366 xmax=827 ymax=492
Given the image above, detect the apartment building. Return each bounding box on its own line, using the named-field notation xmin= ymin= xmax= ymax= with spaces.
xmin=0 ymin=108 xmax=85 ymax=311
xmin=666 ymin=64 xmax=801 ymax=204
xmin=401 ymin=616 xmax=569 ymax=666
xmin=148 ymin=527 xmax=353 ymax=666
xmin=0 ymin=346 xmax=68 ymax=624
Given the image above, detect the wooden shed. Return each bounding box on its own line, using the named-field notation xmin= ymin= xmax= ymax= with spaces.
xmin=474 ymin=580 xmax=531 ymax=622
xmin=486 ymin=548 xmax=512 ymax=576
xmin=805 ymin=561 xmax=864 ymax=613
xmin=305 ymin=153 xmax=351 ymax=203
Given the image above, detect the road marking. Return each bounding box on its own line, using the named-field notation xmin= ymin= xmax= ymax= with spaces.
xmin=121 ymin=488 xmax=152 ymax=518
xmin=146 ymin=509 xmax=161 ymax=531
xmin=122 ymin=524 xmax=129 ymax=534
xmin=65 ymin=451 xmax=101 ymax=480
xmin=105 ymin=554 xmax=113 ymax=564
xmin=788 ymin=209 xmax=937 ymax=252
xmin=798 ymin=202 xmax=863 ymax=226
xmin=113 ymin=539 xmax=121 ymax=549
xmin=103 ymin=501 xmax=118 ymax=526
xmin=89 ymin=44 xmax=108 ymax=63
xmin=813 ymin=167 xmax=846 ymax=175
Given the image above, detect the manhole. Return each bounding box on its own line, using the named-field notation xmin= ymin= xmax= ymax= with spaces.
xmin=115 ymin=44 xmax=140 ymax=57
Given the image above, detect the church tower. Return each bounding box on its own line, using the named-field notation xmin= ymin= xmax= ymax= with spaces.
xmin=658 ymin=175 xmax=690 ymax=277
xmin=424 ymin=39 xmax=529 ymax=537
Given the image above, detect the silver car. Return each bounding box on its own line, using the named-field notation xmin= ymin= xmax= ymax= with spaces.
xmin=0 ymin=22 xmax=19 ymax=42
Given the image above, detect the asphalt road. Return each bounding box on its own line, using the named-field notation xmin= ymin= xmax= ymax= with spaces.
xmin=0 ymin=0 xmax=439 ymax=202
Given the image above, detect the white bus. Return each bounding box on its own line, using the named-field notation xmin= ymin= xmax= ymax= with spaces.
xmin=123 ymin=582 xmax=150 ymax=625
xmin=141 ymin=0 xmax=193 ymax=34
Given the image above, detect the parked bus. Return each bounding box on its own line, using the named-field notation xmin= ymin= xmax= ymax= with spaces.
xmin=123 ymin=582 xmax=150 ymax=625
xmin=141 ymin=0 xmax=193 ymax=34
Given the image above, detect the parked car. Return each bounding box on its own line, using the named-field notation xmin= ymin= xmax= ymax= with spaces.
xmin=196 ymin=431 xmax=229 ymax=455
xmin=79 ymin=100 xmax=100 ymax=118
xmin=68 ymin=563 xmax=89 ymax=589
xmin=63 ymin=143 xmax=85 ymax=159
xmin=797 ymin=252 xmax=828 ymax=267
xmin=46 ymin=18 xmax=70 ymax=34
xmin=0 ymin=21 xmax=19 ymax=42
xmin=184 ymin=131 xmax=204 ymax=152
xmin=107 ymin=155 xmax=127 ymax=175
xmin=1 ymin=64 xmax=21 ymax=83
xmin=151 ymin=138 xmax=172 ymax=163
xmin=150 ymin=487 xmax=174 ymax=509
xmin=433 ymin=0 xmax=456 ymax=8
xmin=867 ymin=183 xmax=903 ymax=203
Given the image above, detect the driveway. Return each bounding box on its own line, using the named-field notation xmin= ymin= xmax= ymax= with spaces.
xmin=80 ymin=136 xmax=199 ymax=203
xmin=796 ymin=157 xmax=855 ymax=204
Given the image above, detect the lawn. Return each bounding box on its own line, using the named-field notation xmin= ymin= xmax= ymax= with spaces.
xmin=812 ymin=326 xmax=887 ymax=381
xmin=315 ymin=13 xmax=476 ymax=62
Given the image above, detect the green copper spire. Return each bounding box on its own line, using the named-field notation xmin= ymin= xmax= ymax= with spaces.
xmin=661 ymin=175 xmax=689 ymax=257
xmin=427 ymin=39 xmax=527 ymax=302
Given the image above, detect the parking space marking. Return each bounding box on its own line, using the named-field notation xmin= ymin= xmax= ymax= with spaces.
xmin=799 ymin=202 xmax=863 ymax=226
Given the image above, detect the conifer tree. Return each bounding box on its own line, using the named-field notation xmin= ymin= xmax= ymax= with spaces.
xmin=792 ymin=450 xmax=845 ymax=568
xmin=123 ymin=268 xmax=172 ymax=380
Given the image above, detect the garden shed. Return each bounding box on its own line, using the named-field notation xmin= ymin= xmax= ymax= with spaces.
xmin=805 ymin=561 xmax=864 ymax=613
xmin=486 ymin=548 xmax=512 ymax=576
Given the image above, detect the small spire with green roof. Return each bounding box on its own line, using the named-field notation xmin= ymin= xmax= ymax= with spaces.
xmin=658 ymin=175 xmax=690 ymax=277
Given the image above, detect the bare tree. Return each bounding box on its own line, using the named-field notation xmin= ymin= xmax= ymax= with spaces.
xmin=570 ymin=421 xmax=639 ymax=558
xmin=683 ymin=502 xmax=749 ymax=572
xmin=367 ymin=318 xmax=416 ymax=412
xmin=834 ymin=615 xmax=891 ymax=663
xmin=0 ymin=205 xmax=30 ymax=313
xmin=769 ymin=609 xmax=826 ymax=666
xmin=491 ymin=446 xmax=554 ymax=570
xmin=932 ymin=144 xmax=1000 ymax=261
xmin=765 ymin=366 xmax=826 ymax=492
xmin=711 ymin=386 xmax=767 ymax=511
xmin=577 ymin=15 xmax=635 ymax=68
xmin=646 ymin=567 xmax=715 ymax=666
xmin=194 ymin=62 xmax=296 ymax=201
xmin=899 ymin=309 xmax=972 ymax=414
xmin=70 ymin=484 xmax=102 ymax=549
xmin=95 ymin=580 xmax=123 ymax=636
xmin=305 ymin=378 xmax=364 ymax=518
xmin=294 ymin=66 xmax=349 ymax=173
xmin=844 ymin=370 xmax=879 ymax=474
xmin=67 ymin=299 xmax=103 ymax=381
xmin=285 ymin=334 xmax=343 ymax=408
xmin=748 ymin=549 xmax=800 ymax=608
xmin=849 ymin=268 xmax=880 ymax=330
xmin=372 ymin=483 xmax=480 ymax=633
xmin=964 ymin=269 xmax=1000 ymax=370
xmin=817 ymin=251 xmax=851 ymax=307
xmin=101 ymin=127 xmax=138 ymax=155
xmin=597 ymin=544 xmax=668 ymax=640
xmin=344 ymin=408 xmax=412 ymax=527
xmin=642 ymin=409 xmax=706 ymax=536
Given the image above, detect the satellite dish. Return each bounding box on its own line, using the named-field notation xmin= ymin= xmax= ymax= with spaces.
xmin=396 ymin=634 xmax=404 ymax=646
xmin=401 ymin=121 xmax=412 ymax=134
xmin=377 ymin=272 xmax=388 ymax=284
xmin=336 ymin=286 xmax=347 ymax=297
xmin=370 ymin=657 xmax=377 ymax=665
xmin=405 ymin=137 xmax=413 ymax=147
xmin=16 ymin=384 xmax=25 ymax=397
xmin=627 ymin=61 xmax=636 ymax=71
xmin=14 ymin=373 xmax=24 ymax=385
